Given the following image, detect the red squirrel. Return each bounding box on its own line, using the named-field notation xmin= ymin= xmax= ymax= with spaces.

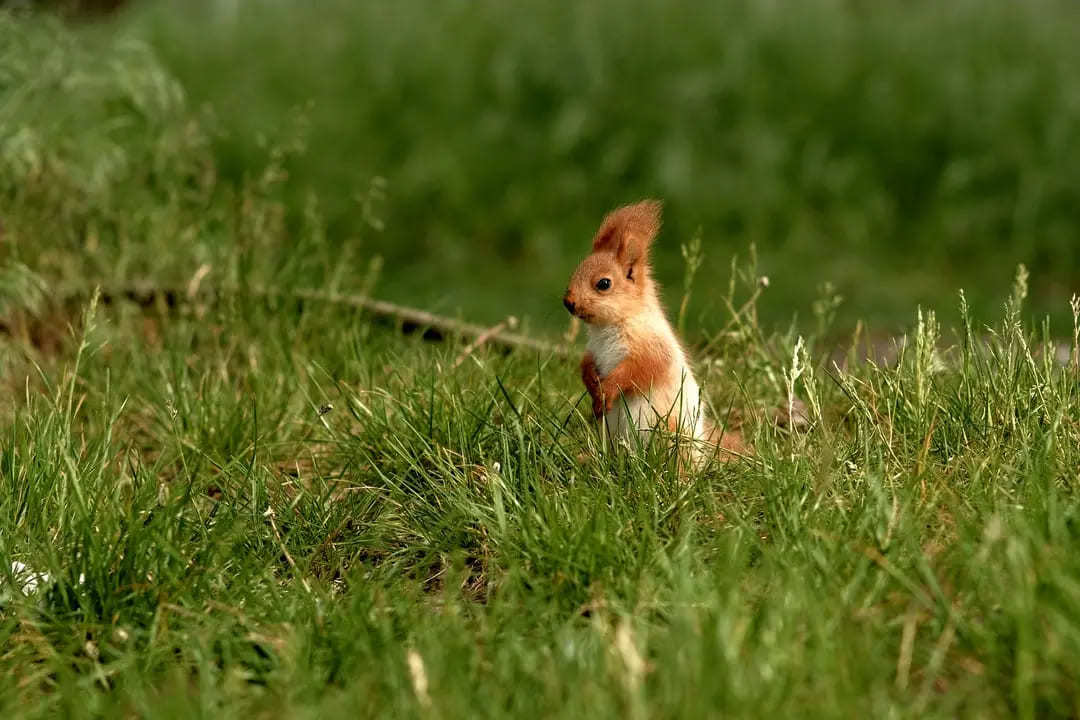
xmin=563 ymin=200 xmax=743 ymax=460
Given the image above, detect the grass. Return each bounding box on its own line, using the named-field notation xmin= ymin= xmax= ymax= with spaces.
xmin=2 ymin=7 xmax=1080 ymax=719
xmin=5 ymin=259 xmax=1080 ymax=718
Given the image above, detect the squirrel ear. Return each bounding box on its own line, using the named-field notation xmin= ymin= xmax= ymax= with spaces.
xmin=591 ymin=199 xmax=663 ymax=267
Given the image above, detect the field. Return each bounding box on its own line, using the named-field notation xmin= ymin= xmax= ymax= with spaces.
xmin=2 ymin=2 xmax=1080 ymax=717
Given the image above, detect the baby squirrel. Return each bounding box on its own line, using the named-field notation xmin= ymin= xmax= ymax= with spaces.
xmin=563 ymin=200 xmax=742 ymax=460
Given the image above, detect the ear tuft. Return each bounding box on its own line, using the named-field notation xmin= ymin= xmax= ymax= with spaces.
xmin=590 ymin=200 xmax=663 ymax=265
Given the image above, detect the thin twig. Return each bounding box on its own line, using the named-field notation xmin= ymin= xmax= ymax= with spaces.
xmin=276 ymin=287 xmax=565 ymax=356
xmin=452 ymin=316 xmax=519 ymax=368
xmin=8 ymin=285 xmax=570 ymax=358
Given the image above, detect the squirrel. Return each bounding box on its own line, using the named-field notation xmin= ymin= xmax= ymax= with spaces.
xmin=562 ymin=200 xmax=743 ymax=461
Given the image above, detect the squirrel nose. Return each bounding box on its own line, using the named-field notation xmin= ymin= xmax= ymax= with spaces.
xmin=563 ymin=295 xmax=576 ymax=314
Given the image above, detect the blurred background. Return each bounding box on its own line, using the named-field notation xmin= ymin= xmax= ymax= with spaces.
xmin=3 ymin=0 xmax=1080 ymax=340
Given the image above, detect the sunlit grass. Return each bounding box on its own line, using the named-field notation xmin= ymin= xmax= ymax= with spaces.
xmin=3 ymin=257 xmax=1080 ymax=718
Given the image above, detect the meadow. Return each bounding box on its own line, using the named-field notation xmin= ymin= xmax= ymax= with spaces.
xmin=2 ymin=2 xmax=1080 ymax=717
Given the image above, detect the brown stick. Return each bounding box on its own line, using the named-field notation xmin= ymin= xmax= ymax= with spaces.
xmin=4 ymin=284 xmax=569 ymax=358
xmin=452 ymin=316 xmax=519 ymax=368
xmin=274 ymin=287 xmax=567 ymax=356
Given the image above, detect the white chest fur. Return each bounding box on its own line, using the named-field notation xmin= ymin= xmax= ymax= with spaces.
xmin=585 ymin=322 xmax=706 ymax=445
xmin=585 ymin=325 xmax=628 ymax=377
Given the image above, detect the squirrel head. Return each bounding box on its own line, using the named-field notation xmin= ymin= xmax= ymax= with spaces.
xmin=563 ymin=199 xmax=662 ymax=327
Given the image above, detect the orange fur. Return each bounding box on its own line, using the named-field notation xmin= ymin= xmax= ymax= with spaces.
xmin=563 ymin=200 xmax=745 ymax=462
xmin=591 ymin=199 xmax=662 ymax=263
xmin=704 ymin=421 xmax=746 ymax=455
xmin=563 ymin=201 xmax=662 ymax=328
xmin=596 ymin=332 xmax=672 ymax=414
xmin=580 ymin=352 xmax=602 ymax=416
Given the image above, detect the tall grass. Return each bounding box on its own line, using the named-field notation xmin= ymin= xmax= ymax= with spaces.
xmin=3 ymin=240 xmax=1080 ymax=717
xmin=2 ymin=9 xmax=1080 ymax=719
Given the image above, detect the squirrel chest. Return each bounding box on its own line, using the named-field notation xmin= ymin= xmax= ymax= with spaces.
xmin=586 ymin=322 xmax=705 ymax=443
xmin=585 ymin=325 xmax=629 ymax=378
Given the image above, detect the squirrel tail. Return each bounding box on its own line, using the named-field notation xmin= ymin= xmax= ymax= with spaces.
xmin=702 ymin=420 xmax=748 ymax=461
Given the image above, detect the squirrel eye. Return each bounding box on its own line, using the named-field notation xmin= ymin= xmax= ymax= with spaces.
xmin=595 ymin=278 xmax=612 ymax=291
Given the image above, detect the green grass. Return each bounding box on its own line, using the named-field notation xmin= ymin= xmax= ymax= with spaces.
xmin=5 ymin=259 xmax=1080 ymax=718
xmin=3 ymin=8 xmax=1080 ymax=719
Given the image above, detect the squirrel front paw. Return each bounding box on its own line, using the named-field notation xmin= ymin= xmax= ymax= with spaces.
xmin=581 ymin=355 xmax=601 ymax=393
xmin=591 ymin=390 xmax=606 ymax=420
xmin=591 ymin=384 xmax=619 ymax=420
